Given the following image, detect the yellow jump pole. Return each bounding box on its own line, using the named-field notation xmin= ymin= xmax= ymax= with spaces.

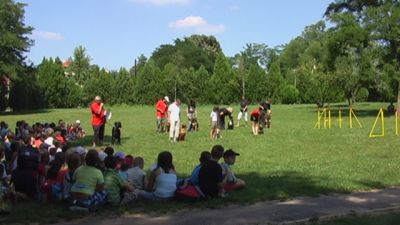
xmin=328 ymin=108 xmax=331 ymax=128
xmin=396 ymin=111 xmax=398 ymax=135
xmin=381 ymin=108 xmax=385 ymax=137
xmin=369 ymin=108 xmax=384 ymax=138
xmin=349 ymin=108 xmax=353 ymax=128
xmin=338 ymin=107 xmax=342 ymax=128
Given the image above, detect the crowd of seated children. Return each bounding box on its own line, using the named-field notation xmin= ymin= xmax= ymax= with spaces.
xmin=0 ymin=120 xmax=246 ymax=213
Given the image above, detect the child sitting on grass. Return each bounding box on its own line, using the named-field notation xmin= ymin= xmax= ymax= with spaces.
xmin=63 ymin=152 xmax=81 ymax=201
xmin=127 ymin=157 xmax=147 ymax=190
xmin=104 ymin=156 xmax=136 ymax=205
xmin=221 ymin=149 xmax=246 ymax=193
xmin=69 ymin=149 xmax=107 ymax=212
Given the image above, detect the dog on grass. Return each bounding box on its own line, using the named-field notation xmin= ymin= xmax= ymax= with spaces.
xmin=190 ymin=118 xmax=199 ymax=132
xmin=178 ymin=124 xmax=187 ymax=141
xmin=112 ymin=121 xmax=122 ymax=144
xmin=227 ymin=118 xmax=234 ymax=130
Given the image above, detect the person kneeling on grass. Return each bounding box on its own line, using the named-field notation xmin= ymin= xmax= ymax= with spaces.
xmin=221 ymin=149 xmax=245 ymax=193
xmin=104 ymin=156 xmax=137 ymax=205
xmin=139 ymin=151 xmax=177 ymax=201
xmin=69 ymin=149 xmax=108 ymax=212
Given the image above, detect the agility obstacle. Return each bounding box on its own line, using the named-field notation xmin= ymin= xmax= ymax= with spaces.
xmin=314 ymin=108 xmax=331 ymax=129
xmin=314 ymin=108 xmax=361 ymax=129
xmin=369 ymin=108 xmax=384 ymax=138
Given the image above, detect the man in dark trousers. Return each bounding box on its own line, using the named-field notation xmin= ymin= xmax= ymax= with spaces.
xmin=90 ymin=96 xmax=107 ymax=147
xmin=218 ymin=107 xmax=233 ymax=130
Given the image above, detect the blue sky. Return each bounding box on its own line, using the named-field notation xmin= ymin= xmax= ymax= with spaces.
xmin=20 ymin=0 xmax=332 ymax=70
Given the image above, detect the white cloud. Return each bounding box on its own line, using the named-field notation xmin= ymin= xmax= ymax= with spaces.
xmin=33 ymin=31 xmax=64 ymax=41
xmin=131 ymin=0 xmax=190 ymax=6
xmin=169 ymin=16 xmax=225 ymax=34
xmin=169 ymin=16 xmax=206 ymax=29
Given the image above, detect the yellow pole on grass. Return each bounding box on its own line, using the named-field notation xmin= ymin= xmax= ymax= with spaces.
xmin=338 ymin=108 xmax=342 ymax=128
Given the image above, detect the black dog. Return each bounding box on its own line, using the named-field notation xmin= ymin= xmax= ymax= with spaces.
xmin=111 ymin=121 xmax=122 ymax=144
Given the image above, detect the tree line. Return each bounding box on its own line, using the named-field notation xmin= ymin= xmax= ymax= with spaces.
xmin=1 ymin=0 xmax=399 ymax=110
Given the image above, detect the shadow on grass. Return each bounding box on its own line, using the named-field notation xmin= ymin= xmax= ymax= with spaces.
xmin=69 ymin=135 xmax=131 ymax=147
xmin=0 ymin=109 xmax=52 ymax=115
xmin=2 ymin=171 xmax=395 ymax=225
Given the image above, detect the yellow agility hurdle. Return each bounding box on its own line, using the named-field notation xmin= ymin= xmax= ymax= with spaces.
xmin=349 ymin=108 xmax=362 ymax=128
xmin=369 ymin=108 xmax=384 ymax=138
xmin=314 ymin=108 xmax=331 ymax=129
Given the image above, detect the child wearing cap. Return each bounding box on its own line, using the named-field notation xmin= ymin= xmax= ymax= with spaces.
xmin=221 ymin=149 xmax=246 ymax=193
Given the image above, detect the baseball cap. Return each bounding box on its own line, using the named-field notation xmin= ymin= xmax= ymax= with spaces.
xmin=75 ymin=146 xmax=88 ymax=156
xmin=76 ymin=120 xmax=81 ymax=124
xmin=164 ymin=96 xmax=170 ymax=102
xmin=223 ymin=149 xmax=240 ymax=157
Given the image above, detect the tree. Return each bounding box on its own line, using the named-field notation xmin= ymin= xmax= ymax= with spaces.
xmin=0 ymin=0 xmax=33 ymax=77
xmin=134 ymin=60 xmax=162 ymax=104
xmin=36 ymin=58 xmax=70 ymax=108
xmin=0 ymin=0 xmax=34 ymax=109
xmin=246 ymin=64 xmax=268 ymax=103
xmin=67 ymin=46 xmax=91 ymax=86
xmin=194 ymin=65 xmax=211 ymax=104
xmin=325 ymin=0 xmax=400 ymax=110
xmin=114 ymin=68 xmax=135 ymax=104
xmin=210 ymin=53 xmax=238 ymax=104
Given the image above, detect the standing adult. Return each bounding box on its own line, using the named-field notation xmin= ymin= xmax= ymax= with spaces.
xmin=155 ymin=96 xmax=170 ymax=132
xmin=168 ymin=99 xmax=181 ymax=142
xmin=90 ymin=96 xmax=107 ymax=147
xmin=259 ymin=100 xmax=272 ymax=129
xmin=236 ymin=97 xmax=249 ymax=127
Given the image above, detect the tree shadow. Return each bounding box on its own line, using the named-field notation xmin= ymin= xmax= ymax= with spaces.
xmin=0 ymin=109 xmax=51 ymax=115
xmin=69 ymin=135 xmax=130 ymax=147
xmin=232 ymin=171 xmax=350 ymax=203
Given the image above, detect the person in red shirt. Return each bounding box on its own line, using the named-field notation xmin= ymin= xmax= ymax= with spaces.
xmin=155 ymin=96 xmax=169 ymax=132
xmin=250 ymin=108 xmax=262 ymax=135
xmin=90 ymin=96 xmax=107 ymax=147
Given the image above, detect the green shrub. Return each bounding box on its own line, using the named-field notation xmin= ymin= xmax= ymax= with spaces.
xmin=280 ymin=84 xmax=299 ymax=104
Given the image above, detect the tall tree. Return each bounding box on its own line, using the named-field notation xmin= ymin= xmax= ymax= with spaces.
xmin=36 ymin=58 xmax=70 ymax=108
xmin=210 ymin=53 xmax=237 ymax=104
xmin=0 ymin=0 xmax=33 ymax=110
xmin=325 ymin=0 xmax=400 ymax=110
xmin=0 ymin=0 xmax=33 ymax=77
xmin=134 ymin=60 xmax=162 ymax=104
xmin=68 ymin=46 xmax=91 ymax=86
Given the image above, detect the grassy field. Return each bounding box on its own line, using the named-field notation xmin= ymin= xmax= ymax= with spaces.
xmin=1 ymin=102 xmax=399 ymax=224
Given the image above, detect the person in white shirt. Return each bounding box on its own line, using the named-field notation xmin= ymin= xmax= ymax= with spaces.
xmin=209 ymin=106 xmax=220 ymax=139
xmin=168 ymin=99 xmax=181 ymax=142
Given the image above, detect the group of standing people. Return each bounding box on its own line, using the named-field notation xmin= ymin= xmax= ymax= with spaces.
xmin=155 ymin=96 xmax=199 ymax=142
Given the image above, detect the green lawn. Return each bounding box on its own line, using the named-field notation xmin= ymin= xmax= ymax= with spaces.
xmin=1 ymin=102 xmax=399 ymax=224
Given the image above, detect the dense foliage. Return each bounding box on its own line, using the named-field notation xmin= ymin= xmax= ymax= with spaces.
xmin=1 ymin=0 xmax=399 ymax=109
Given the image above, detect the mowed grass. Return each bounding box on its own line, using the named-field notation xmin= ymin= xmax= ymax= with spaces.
xmin=1 ymin=102 xmax=399 ymax=224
